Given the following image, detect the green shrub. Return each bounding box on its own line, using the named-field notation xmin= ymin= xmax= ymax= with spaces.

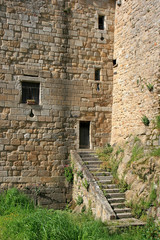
xmin=151 ymin=147 xmax=160 ymax=157
xmin=142 ymin=115 xmax=150 ymax=126
xmin=115 ymin=147 xmax=124 ymax=156
xmin=82 ymin=179 xmax=89 ymax=191
xmin=142 ymin=218 xmax=160 ymax=240
xmin=118 ymin=178 xmax=130 ymax=193
xmin=127 ymin=184 xmax=157 ymax=219
xmin=76 ymin=195 xmax=83 ymax=205
xmin=103 ymin=144 xmax=113 ymax=155
xmin=146 ymin=83 xmax=154 ymax=92
xmin=64 ymin=165 xmax=74 ymax=183
xmin=77 ymin=170 xmax=83 ymax=179
xmin=127 ymin=144 xmax=144 ymax=167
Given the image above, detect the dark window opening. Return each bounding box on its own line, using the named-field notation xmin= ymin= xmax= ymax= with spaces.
xmin=79 ymin=121 xmax=90 ymax=149
xmin=22 ymin=82 xmax=40 ymax=104
xmin=113 ymin=59 xmax=118 ymax=68
xmin=95 ymin=69 xmax=100 ymax=81
xmin=98 ymin=15 xmax=104 ymax=30
xmin=96 ymin=83 xmax=100 ymax=91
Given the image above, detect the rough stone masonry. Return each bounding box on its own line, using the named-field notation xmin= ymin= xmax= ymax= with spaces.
xmin=0 ymin=0 xmax=159 ymax=207
xmin=0 ymin=0 xmax=115 ymax=207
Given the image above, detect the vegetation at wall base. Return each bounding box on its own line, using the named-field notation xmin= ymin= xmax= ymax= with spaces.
xmin=0 ymin=188 xmax=160 ymax=240
xmin=64 ymin=165 xmax=74 ymax=183
xmin=76 ymin=195 xmax=83 ymax=205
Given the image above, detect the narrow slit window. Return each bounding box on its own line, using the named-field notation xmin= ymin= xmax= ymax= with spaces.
xmin=95 ymin=69 xmax=100 ymax=81
xmin=98 ymin=15 xmax=104 ymax=30
xmin=96 ymin=83 xmax=100 ymax=91
xmin=22 ymin=82 xmax=40 ymax=104
xmin=113 ymin=59 xmax=118 ymax=68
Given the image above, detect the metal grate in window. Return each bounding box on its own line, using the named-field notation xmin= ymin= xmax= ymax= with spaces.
xmin=22 ymin=82 xmax=40 ymax=104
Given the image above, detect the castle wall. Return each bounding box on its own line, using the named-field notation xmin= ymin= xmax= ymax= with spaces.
xmin=0 ymin=0 xmax=115 ymax=207
xmin=111 ymin=0 xmax=160 ymax=145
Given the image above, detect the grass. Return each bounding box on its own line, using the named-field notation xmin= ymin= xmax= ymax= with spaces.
xmin=150 ymin=147 xmax=160 ymax=157
xmin=155 ymin=115 xmax=160 ymax=130
xmin=126 ymin=183 xmax=158 ymax=219
xmin=127 ymin=143 xmax=144 ymax=167
xmin=0 ymin=189 xmax=160 ymax=240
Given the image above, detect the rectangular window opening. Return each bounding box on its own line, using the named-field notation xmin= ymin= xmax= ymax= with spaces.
xmin=98 ymin=15 xmax=104 ymax=30
xmin=95 ymin=69 xmax=100 ymax=81
xmin=22 ymin=82 xmax=40 ymax=104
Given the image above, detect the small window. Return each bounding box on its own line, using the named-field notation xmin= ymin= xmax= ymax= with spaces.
xmin=113 ymin=59 xmax=118 ymax=68
xmin=98 ymin=15 xmax=104 ymax=30
xmin=95 ymin=69 xmax=100 ymax=81
xmin=22 ymin=82 xmax=40 ymax=104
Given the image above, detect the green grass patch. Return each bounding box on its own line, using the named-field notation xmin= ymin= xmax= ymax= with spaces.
xmin=127 ymin=144 xmax=144 ymax=167
xmin=150 ymin=147 xmax=160 ymax=157
xmin=0 ymin=188 xmax=34 ymax=216
xmin=0 ymin=189 xmax=160 ymax=239
xmin=126 ymin=183 xmax=158 ymax=219
xmin=155 ymin=115 xmax=160 ymax=130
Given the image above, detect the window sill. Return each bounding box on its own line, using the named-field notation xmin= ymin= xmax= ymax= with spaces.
xmin=19 ymin=103 xmax=43 ymax=110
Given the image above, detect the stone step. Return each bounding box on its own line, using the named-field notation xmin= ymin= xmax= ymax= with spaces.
xmin=81 ymin=156 xmax=99 ymax=160
xmin=110 ymin=202 xmax=125 ymax=209
xmin=108 ymin=198 xmax=125 ymax=204
xmin=107 ymin=218 xmax=146 ymax=229
xmin=105 ymin=192 xmax=125 ymax=198
xmin=84 ymin=161 xmax=103 ymax=165
xmin=116 ymin=212 xmax=133 ymax=219
xmin=114 ymin=208 xmax=131 ymax=214
xmin=79 ymin=152 xmax=145 ymax=224
xmin=86 ymin=164 xmax=103 ymax=169
xmin=97 ymin=179 xmax=112 ymax=184
xmin=89 ymin=168 xmax=102 ymax=172
xmin=96 ymin=175 xmax=113 ymax=181
xmin=79 ymin=152 xmax=95 ymax=156
xmin=103 ymin=188 xmax=120 ymax=193
xmin=105 ymin=184 xmax=117 ymax=189
xmin=93 ymin=172 xmax=111 ymax=176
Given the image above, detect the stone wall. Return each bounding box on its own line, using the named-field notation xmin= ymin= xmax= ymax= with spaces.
xmin=111 ymin=0 xmax=160 ymax=145
xmin=0 ymin=0 xmax=115 ymax=206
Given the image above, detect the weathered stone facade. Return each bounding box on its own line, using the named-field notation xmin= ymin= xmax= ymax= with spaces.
xmin=111 ymin=0 xmax=160 ymax=145
xmin=0 ymin=0 xmax=159 ymax=208
xmin=0 ymin=0 xmax=115 ymax=206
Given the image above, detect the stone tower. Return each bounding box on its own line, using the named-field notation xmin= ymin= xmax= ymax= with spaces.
xmin=111 ymin=0 xmax=160 ymax=145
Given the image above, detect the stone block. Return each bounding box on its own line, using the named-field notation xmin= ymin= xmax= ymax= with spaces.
xmin=0 ymin=145 xmax=4 ymax=151
xmin=8 ymin=154 xmax=18 ymax=161
xmin=25 ymin=145 xmax=35 ymax=151
xmin=0 ymin=171 xmax=7 ymax=177
xmin=11 ymin=139 xmax=20 ymax=145
xmin=4 ymin=30 xmax=14 ymax=37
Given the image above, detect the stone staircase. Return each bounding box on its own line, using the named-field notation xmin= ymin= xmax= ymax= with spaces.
xmin=78 ymin=150 xmax=133 ymax=220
